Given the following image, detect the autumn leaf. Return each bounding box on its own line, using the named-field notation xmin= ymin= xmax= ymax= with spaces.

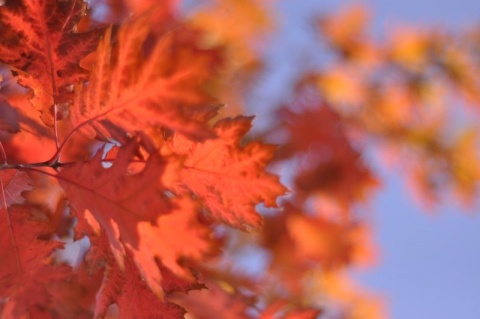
xmin=131 ymin=197 xmax=216 ymax=297
xmin=83 ymin=228 xmax=187 ymax=319
xmin=0 ymin=170 xmax=32 ymax=207
xmin=278 ymin=104 xmax=348 ymax=157
xmin=0 ymin=206 xmax=69 ymax=319
xmin=168 ymin=279 xmax=253 ymax=319
xmin=71 ymin=16 xmax=222 ymax=141
xmin=279 ymin=105 xmax=376 ymax=206
xmin=59 ymin=137 xmax=173 ymax=267
xmin=60 ymin=136 xmax=215 ymax=298
xmin=113 ymin=257 xmax=186 ymax=319
xmin=43 ymin=264 xmax=100 ymax=318
xmin=286 ymin=213 xmax=361 ymax=268
xmin=166 ymin=116 xmax=287 ymax=229
xmin=0 ymin=0 xmax=101 ymax=125
xmin=0 ymin=206 xmax=61 ymax=285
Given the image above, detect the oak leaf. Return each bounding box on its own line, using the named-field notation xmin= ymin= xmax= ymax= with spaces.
xmin=0 ymin=206 xmax=69 ymax=318
xmin=59 ymin=138 xmax=172 ymax=267
xmin=83 ymin=228 xmax=187 ymax=319
xmin=166 ymin=116 xmax=287 ymax=229
xmin=71 ymin=17 xmax=221 ymax=141
xmin=60 ymin=137 xmax=215 ymax=298
xmin=131 ymin=197 xmax=215 ymax=297
xmin=114 ymin=257 xmax=186 ymax=319
xmin=0 ymin=0 xmax=101 ymax=125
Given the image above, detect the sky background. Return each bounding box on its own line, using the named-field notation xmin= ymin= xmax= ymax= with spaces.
xmin=249 ymin=1 xmax=480 ymax=319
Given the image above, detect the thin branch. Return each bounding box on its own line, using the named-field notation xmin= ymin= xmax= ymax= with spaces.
xmin=0 ymin=160 xmax=56 ymax=171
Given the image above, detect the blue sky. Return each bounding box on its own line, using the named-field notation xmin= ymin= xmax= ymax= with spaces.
xmin=250 ymin=1 xmax=480 ymax=318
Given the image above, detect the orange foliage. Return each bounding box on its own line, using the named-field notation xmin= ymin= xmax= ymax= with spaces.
xmin=0 ymin=0 xmax=479 ymax=318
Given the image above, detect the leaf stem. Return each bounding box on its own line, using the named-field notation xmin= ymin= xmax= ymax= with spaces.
xmin=0 ymin=160 xmax=66 ymax=171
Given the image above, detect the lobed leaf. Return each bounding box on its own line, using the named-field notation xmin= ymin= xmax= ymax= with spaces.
xmin=0 ymin=0 xmax=101 ymax=125
xmin=0 ymin=206 xmax=68 ymax=318
xmin=59 ymin=138 xmax=173 ymax=270
xmin=71 ymin=17 xmax=222 ymax=142
xmin=166 ymin=116 xmax=287 ymax=229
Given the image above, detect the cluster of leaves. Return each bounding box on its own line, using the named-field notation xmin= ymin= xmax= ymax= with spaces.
xmin=259 ymin=5 xmax=480 ymax=318
xmin=1 ymin=0 xmax=480 ymax=318
xmin=314 ymin=5 xmax=480 ymax=204
xmin=0 ymin=0 xmax=288 ymax=317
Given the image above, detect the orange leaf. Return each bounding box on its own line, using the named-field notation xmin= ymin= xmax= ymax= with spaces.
xmin=71 ymin=17 xmax=221 ymax=141
xmin=131 ymin=197 xmax=215 ymax=297
xmin=167 ymin=116 xmax=287 ymax=229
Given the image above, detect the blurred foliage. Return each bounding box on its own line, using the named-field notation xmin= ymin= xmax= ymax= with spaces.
xmin=183 ymin=2 xmax=480 ymax=318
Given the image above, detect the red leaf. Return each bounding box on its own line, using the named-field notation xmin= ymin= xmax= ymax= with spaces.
xmin=84 ymin=230 xmax=187 ymax=319
xmin=0 ymin=102 xmax=20 ymax=134
xmin=60 ymin=137 xmax=215 ymax=297
xmin=280 ymin=105 xmax=376 ymax=205
xmin=0 ymin=170 xmax=32 ymax=207
xmin=59 ymin=138 xmax=173 ymax=272
xmin=0 ymin=206 xmax=68 ymax=318
xmin=0 ymin=0 xmax=101 ymax=125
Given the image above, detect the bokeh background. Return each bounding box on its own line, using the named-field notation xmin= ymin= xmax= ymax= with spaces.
xmin=247 ymin=1 xmax=480 ymax=319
